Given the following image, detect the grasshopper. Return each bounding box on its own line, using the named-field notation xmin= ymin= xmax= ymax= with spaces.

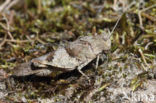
xmin=13 ymin=34 xmax=111 ymax=78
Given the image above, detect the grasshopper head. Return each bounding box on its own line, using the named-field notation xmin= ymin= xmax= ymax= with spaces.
xmin=100 ymin=31 xmax=111 ymax=51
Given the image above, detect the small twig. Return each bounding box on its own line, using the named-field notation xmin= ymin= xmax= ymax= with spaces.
xmin=0 ymin=14 xmax=30 ymax=48
xmin=138 ymin=11 xmax=144 ymax=29
xmin=5 ymin=0 xmax=20 ymax=11
xmin=6 ymin=39 xmax=31 ymax=43
xmin=0 ymin=0 xmax=20 ymax=12
xmin=141 ymin=12 xmax=156 ymax=22
xmin=138 ymin=48 xmax=150 ymax=69
xmin=0 ymin=34 xmax=7 ymax=49
xmin=0 ymin=22 xmax=8 ymax=30
xmin=145 ymin=42 xmax=153 ymax=50
xmin=141 ymin=63 xmax=147 ymax=71
xmin=141 ymin=4 xmax=156 ymax=12
xmin=98 ymin=83 xmax=110 ymax=92
xmin=0 ymin=38 xmax=31 ymax=43
xmin=0 ymin=14 xmax=15 ymax=41
xmin=0 ymin=0 xmax=11 ymax=12
xmin=36 ymin=34 xmax=46 ymax=44
xmin=138 ymin=4 xmax=156 ymax=29
xmin=3 ymin=14 xmax=14 ymax=40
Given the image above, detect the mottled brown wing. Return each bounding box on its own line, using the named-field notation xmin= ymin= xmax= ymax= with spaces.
xmin=30 ymin=47 xmax=80 ymax=71
xmin=65 ymin=37 xmax=97 ymax=62
xmin=12 ymin=62 xmax=52 ymax=76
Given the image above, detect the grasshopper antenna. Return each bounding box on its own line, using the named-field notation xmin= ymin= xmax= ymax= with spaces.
xmin=108 ymin=16 xmax=121 ymax=39
xmin=108 ymin=1 xmax=136 ymax=39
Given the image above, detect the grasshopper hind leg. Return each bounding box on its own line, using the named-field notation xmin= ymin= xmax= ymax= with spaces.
xmin=77 ymin=59 xmax=93 ymax=79
xmin=29 ymin=69 xmax=52 ymax=77
xmin=77 ymin=68 xmax=89 ymax=79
